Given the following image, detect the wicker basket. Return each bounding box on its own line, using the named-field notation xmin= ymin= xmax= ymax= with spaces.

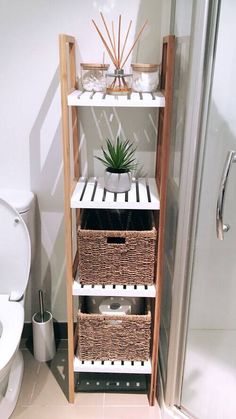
xmin=77 ymin=298 xmax=151 ymax=361
xmin=77 ymin=209 xmax=157 ymax=285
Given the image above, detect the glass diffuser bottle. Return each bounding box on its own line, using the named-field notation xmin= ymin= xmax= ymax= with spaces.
xmin=106 ymin=68 xmax=132 ymax=95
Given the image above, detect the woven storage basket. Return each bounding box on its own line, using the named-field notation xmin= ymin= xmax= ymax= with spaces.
xmin=77 ymin=298 xmax=151 ymax=361
xmin=77 ymin=209 xmax=157 ymax=285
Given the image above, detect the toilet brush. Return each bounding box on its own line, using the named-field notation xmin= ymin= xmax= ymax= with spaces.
xmin=39 ymin=289 xmax=45 ymax=322
xmin=32 ymin=290 xmax=56 ymax=362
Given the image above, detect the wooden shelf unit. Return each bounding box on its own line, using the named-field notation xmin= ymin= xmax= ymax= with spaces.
xmin=59 ymin=33 xmax=175 ymax=406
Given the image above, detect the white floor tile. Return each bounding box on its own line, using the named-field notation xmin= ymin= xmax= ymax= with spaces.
xmin=11 ymin=346 xmax=160 ymax=418
xmin=182 ymin=330 xmax=236 ymax=419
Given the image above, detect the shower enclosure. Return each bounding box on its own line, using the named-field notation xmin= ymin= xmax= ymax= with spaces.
xmin=162 ymin=0 xmax=236 ymax=418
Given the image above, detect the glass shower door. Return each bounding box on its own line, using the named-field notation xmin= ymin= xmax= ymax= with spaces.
xmin=181 ymin=1 xmax=236 ymax=418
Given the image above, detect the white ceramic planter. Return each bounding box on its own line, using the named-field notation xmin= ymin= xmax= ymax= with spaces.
xmin=104 ymin=170 xmax=132 ymax=193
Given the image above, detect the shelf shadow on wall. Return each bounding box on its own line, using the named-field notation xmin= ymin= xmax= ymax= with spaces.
xmin=29 ymin=66 xmax=66 ymax=329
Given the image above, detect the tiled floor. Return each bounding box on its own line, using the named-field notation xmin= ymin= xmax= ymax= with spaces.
xmin=181 ymin=330 xmax=236 ymax=419
xmin=11 ymin=342 xmax=161 ymax=419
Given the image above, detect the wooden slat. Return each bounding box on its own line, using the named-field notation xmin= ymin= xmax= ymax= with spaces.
xmin=71 ymin=178 xmax=87 ymax=203
xmin=127 ymin=179 xmax=137 ymax=203
xmin=155 ymin=109 xmax=164 ymax=189
xmin=116 ymin=190 xmax=126 ymax=203
xmin=147 ymin=178 xmax=158 ymax=202
xmin=104 ymin=189 xmax=115 ymax=203
xmin=149 ymin=35 xmax=175 ymax=406
xmin=69 ymin=34 xmax=80 ymax=276
xmin=138 ymin=178 xmax=149 ymax=203
xmin=59 ymin=33 xmax=80 ymax=404
xmin=62 ymin=34 xmax=75 ymax=44
xmin=69 ymin=40 xmax=79 ymax=178
xmin=93 ymin=179 xmax=105 ymax=202
xmin=81 ymin=177 xmax=96 ymax=202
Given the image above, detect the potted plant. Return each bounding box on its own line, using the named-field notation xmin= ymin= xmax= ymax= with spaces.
xmin=95 ymin=136 xmax=137 ymax=193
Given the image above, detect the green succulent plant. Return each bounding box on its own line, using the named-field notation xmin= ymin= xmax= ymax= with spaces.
xmin=95 ymin=137 xmax=137 ymax=173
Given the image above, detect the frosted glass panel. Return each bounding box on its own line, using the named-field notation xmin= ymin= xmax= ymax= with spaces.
xmin=182 ymin=1 xmax=236 ymax=417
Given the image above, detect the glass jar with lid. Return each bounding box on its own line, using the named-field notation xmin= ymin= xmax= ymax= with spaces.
xmin=81 ymin=63 xmax=109 ymax=92
xmin=131 ymin=64 xmax=160 ymax=93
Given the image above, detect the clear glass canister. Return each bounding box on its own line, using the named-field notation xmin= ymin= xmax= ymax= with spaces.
xmin=81 ymin=63 xmax=109 ymax=92
xmin=131 ymin=64 xmax=160 ymax=93
xmin=106 ymin=69 xmax=132 ymax=95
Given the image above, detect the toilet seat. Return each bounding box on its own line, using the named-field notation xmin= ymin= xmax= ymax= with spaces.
xmin=0 ymin=198 xmax=31 ymax=301
xmin=0 ymin=296 xmax=24 ymax=375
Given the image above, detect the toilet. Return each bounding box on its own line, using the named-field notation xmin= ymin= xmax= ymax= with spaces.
xmin=0 ymin=190 xmax=35 ymax=419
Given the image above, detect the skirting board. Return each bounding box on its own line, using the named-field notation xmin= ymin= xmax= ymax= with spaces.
xmin=22 ymin=321 xmax=68 ymax=341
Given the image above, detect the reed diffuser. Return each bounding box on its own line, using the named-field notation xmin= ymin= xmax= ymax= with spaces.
xmin=92 ymin=13 xmax=147 ymax=95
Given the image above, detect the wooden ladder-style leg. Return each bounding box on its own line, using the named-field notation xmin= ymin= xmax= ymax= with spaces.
xmin=59 ymin=33 xmax=80 ymax=403
xmin=149 ymin=35 xmax=175 ymax=406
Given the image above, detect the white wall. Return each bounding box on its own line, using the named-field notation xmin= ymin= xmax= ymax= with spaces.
xmin=0 ymin=0 xmax=170 ymax=322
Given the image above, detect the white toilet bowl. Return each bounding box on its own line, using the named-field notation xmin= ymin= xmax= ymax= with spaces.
xmin=0 ymin=296 xmax=24 ymax=385
xmin=0 ymin=196 xmax=32 ymax=419
xmin=0 ymin=297 xmax=24 ymax=417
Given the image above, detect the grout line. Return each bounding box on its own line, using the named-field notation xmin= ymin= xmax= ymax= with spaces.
xmin=103 ymin=392 xmax=150 ymax=408
xmin=29 ymin=380 xmax=37 ymax=405
xmin=102 ymin=394 xmax=105 ymax=419
xmin=36 ymin=362 xmax=41 ymax=375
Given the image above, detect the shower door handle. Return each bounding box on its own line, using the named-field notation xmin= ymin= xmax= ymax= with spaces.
xmin=216 ymin=150 xmax=236 ymax=240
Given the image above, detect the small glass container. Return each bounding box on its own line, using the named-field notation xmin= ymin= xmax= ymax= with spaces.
xmin=81 ymin=63 xmax=109 ymax=92
xmin=131 ymin=64 xmax=160 ymax=93
xmin=106 ymin=69 xmax=132 ymax=95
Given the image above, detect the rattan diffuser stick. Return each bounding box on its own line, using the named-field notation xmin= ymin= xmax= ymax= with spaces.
xmin=112 ymin=21 xmax=118 ymax=65
xmin=121 ymin=20 xmax=147 ymax=68
xmin=120 ymin=20 xmax=132 ymax=66
xmin=117 ymin=15 xmax=121 ymax=67
xmin=92 ymin=14 xmax=147 ymax=70
xmin=92 ymin=19 xmax=117 ymax=67
xmin=100 ymin=12 xmax=118 ymax=66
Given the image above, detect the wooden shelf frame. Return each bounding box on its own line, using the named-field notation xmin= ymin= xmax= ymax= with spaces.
xmin=59 ymin=33 xmax=175 ymax=406
xmin=59 ymin=34 xmax=79 ymax=404
xmin=150 ymin=35 xmax=175 ymax=404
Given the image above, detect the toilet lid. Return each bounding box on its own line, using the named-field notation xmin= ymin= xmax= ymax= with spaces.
xmin=0 ymin=198 xmax=31 ymax=300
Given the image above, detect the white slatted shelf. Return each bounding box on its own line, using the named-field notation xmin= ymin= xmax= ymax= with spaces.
xmin=74 ymin=357 xmax=152 ymax=374
xmin=71 ymin=177 xmax=160 ymax=210
xmin=73 ymin=279 xmax=156 ymax=298
xmin=68 ymin=89 xmax=165 ymax=108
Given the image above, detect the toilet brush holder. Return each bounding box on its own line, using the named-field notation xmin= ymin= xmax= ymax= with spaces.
xmin=32 ymin=290 xmax=56 ymax=362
